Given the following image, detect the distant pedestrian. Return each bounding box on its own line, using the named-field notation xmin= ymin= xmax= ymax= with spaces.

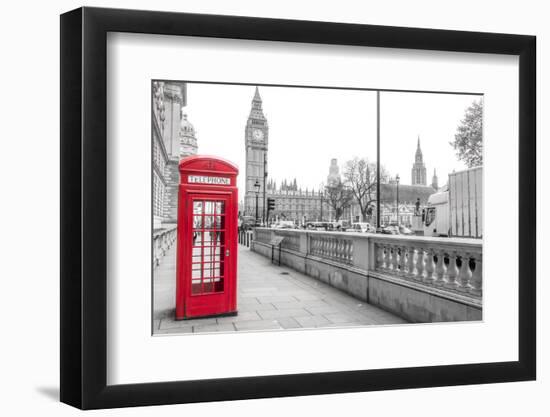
xmin=415 ymin=198 xmax=421 ymax=215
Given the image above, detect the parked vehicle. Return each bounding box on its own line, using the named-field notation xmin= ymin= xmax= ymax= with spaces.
xmin=272 ymin=220 xmax=295 ymax=229
xmin=239 ymin=215 xmax=256 ymax=231
xmin=398 ymin=226 xmax=414 ymax=235
xmin=379 ymin=225 xmax=400 ymax=235
xmin=423 ymin=166 xmax=482 ymax=238
xmin=334 ymin=219 xmax=351 ymax=231
xmin=349 ymin=222 xmax=376 ymax=233
xmin=306 ymin=221 xmax=334 ymax=231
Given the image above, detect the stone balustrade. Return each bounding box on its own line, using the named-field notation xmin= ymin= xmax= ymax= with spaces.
xmin=309 ymin=233 xmax=354 ymax=265
xmin=153 ymin=226 xmax=177 ymax=267
xmin=371 ymin=235 xmax=482 ymax=296
xmin=252 ymin=227 xmax=482 ymax=322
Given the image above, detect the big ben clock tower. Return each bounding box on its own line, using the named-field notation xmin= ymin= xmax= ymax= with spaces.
xmin=244 ymin=87 xmax=269 ymax=218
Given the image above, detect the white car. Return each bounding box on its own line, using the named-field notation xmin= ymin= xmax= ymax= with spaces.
xmin=350 ymin=222 xmax=376 ymax=233
xmin=273 ymin=221 xmax=295 ymax=229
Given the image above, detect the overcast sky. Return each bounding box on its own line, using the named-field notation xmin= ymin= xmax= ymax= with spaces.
xmin=184 ymin=83 xmax=481 ymax=196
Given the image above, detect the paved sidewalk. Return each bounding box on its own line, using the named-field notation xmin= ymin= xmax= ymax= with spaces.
xmin=153 ymin=244 xmax=406 ymax=335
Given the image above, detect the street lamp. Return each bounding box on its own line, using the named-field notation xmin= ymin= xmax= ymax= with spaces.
xmin=254 ymin=179 xmax=261 ymax=226
xmin=395 ymin=174 xmax=400 ymax=226
xmin=319 ymin=183 xmax=325 ymax=221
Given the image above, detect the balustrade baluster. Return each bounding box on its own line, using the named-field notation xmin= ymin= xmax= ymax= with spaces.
xmin=390 ymin=246 xmax=399 ymax=271
xmin=342 ymin=240 xmax=348 ymax=263
xmin=405 ymin=246 xmax=415 ymax=277
xmin=423 ymin=248 xmax=435 ymax=283
xmin=457 ymin=252 xmax=472 ymax=291
xmin=376 ymin=244 xmax=384 ymax=270
xmin=398 ymin=246 xmax=407 ymax=276
xmin=415 ymin=248 xmax=425 ymax=281
xmin=434 ymin=250 xmax=446 ymax=286
xmin=469 ymin=255 xmax=482 ymax=296
xmin=383 ymin=245 xmax=390 ymax=270
xmin=445 ymin=251 xmax=459 ymax=289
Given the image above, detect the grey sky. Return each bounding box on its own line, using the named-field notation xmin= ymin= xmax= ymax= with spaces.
xmin=185 ymin=83 xmax=480 ymax=196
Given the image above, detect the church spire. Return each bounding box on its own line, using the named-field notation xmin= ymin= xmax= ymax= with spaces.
xmin=431 ymin=168 xmax=439 ymax=190
xmin=411 ymin=135 xmax=427 ymax=185
xmin=415 ymin=135 xmax=423 ymax=163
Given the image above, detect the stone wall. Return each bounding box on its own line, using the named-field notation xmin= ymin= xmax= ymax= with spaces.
xmin=163 ymin=158 xmax=180 ymax=224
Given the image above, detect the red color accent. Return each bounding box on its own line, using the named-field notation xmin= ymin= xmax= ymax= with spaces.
xmin=176 ymin=156 xmax=239 ymax=319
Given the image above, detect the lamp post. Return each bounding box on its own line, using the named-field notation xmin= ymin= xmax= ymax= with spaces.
xmin=395 ymin=174 xmax=400 ymax=226
xmin=319 ymin=184 xmax=324 ymax=221
xmin=254 ymin=179 xmax=260 ymax=226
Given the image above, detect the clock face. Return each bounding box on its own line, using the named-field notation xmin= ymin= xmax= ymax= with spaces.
xmin=252 ymin=129 xmax=264 ymax=140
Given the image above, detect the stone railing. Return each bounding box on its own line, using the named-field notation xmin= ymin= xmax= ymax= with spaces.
xmin=309 ymin=233 xmax=354 ymax=265
xmin=275 ymin=229 xmax=302 ymax=252
xmin=238 ymin=229 xmax=254 ymax=247
xmin=370 ymin=235 xmax=482 ymax=296
xmin=251 ymin=228 xmax=483 ymax=322
xmin=153 ymin=226 xmax=177 ymax=267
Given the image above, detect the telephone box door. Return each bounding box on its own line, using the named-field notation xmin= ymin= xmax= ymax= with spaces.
xmin=182 ymin=192 xmax=236 ymax=318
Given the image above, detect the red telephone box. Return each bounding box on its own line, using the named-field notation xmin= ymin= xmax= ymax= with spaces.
xmin=176 ymin=155 xmax=239 ymax=320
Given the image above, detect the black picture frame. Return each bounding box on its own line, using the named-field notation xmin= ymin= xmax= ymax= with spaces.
xmin=60 ymin=6 xmax=536 ymax=410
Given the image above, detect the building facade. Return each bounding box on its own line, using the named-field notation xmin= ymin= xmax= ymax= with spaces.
xmin=265 ymin=180 xmax=329 ymax=223
xmin=152 ymin=80 xmax=197 ymax=229
xmin=244 ymin=87 xmax=269 ymax=218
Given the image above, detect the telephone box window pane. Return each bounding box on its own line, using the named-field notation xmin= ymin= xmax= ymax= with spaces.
xmin=215 ymin=201 xmax=225 ymax=213
xmin=203 ymin=263 xmax=222 ymax=278
xmin=192 ymin=232 xmax=203 ymax=246
xmin=193 ymin=216 xmax=203 ymax=229
xmin=193 ymin=201 xmax=203 ymax=215
xmin=204 ymin=201 xmax=215 ymax=215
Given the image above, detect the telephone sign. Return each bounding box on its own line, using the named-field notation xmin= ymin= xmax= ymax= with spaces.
xmin=176 ymin=155 xmax=239 ymax=320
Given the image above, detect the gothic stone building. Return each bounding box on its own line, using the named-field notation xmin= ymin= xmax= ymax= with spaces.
xmin=152 ymin=81 xmax=198 ymax=229
xmin=265 ymin=179 xmax=329 ymax=223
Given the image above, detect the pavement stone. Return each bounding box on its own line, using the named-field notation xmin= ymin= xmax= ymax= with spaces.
xmin=238 ymin=303 xmax=277 ymax=312
xmin=194 ymin=323 xmax=236 ymax=333
xmin=233 ymin=320 xmax=282 ymax=331
xmin=323 ymin=313 xmax=358 ymax=324
xmin=257 ymin=308 xmax=312 ymax=320
xmin=216 ymin=311 xmax=262 ymax=323
xmin=294 ymin=315 xmax=331 ymax=327
xmin=305 ymin=306 xmax=342 ymax=315
xmin=276 ymin=317 xmax=302 ymax=329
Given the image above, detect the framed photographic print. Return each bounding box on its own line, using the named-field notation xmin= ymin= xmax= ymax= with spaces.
xmin=60 ymin=6 xmax=536 ymax=410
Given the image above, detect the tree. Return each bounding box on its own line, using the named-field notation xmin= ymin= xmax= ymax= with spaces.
xmin=451 ymin=99 xmax=483 ymax=168
xmin=343 ymin=158 xmax=388 ymax=222
xmin=324 ymin=180 xmax=353 ymax=221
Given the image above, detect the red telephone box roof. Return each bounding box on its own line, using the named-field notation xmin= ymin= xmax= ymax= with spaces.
xmin=179 ymin=155 xmax=239 ymax=175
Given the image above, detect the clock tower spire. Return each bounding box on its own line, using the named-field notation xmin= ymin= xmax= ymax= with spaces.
xmin=244 ymin=86 xmax=269 ymax=218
